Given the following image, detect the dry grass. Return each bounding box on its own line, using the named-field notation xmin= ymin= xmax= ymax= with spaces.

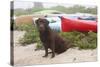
xmin=15 ymin=15 xmax=33 ymax=25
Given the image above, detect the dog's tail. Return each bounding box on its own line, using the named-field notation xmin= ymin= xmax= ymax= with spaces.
xmin=69 ymin=43 xmax=76 ymax=48
xmin=64 ymin=39 xmax=75 ymax=49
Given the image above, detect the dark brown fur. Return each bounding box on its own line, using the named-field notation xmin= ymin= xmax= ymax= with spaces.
xmin=35 ymin=18 xmax=73 ymax=58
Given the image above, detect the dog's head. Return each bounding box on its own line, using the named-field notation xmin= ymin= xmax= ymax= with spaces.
xmin=35 ymin=18 xmax=49 ymax=31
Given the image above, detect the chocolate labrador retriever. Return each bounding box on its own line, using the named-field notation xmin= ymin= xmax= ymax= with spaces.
xmin=35 ymin=18 xmax=73 ymax=58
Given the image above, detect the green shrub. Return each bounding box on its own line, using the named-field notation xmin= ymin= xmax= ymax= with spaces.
xmin=14 ymin=23 xmax=34 ymax=31
xmin=16 ymin=23 xmax=40 ymax=46
xmin=19 ymin=27 xmax=40 ymax=46
xmin=59 ymin=31 xmax=97 ymax=49
xmin=36 ymin=41 xmax=44 ymax=50
xmin=16 ymin=23 xmax=97 ymax=49
xmin=14 ymin=22 xmax=39 ymax=45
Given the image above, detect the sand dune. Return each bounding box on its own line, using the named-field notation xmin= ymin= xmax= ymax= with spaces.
xmin=14 ymin=31 xmax=97 ymax=66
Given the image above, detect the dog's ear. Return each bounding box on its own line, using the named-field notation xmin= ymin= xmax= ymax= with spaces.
xmin=35 ymin=19 xmax=38 ymax=25
xmin=45 ymin=19 xmax=49 ymax=25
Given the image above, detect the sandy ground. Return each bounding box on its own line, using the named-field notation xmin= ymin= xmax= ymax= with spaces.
xmin=14 ymin=31 xmax=97 ymax=66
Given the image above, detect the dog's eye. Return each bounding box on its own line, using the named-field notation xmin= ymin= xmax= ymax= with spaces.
xmin=41 ymin=21 xmax=45 ymax=24
xmin=38 ymin=20 xmax=43 ymax=23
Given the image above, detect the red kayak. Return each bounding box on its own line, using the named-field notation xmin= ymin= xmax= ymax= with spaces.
xmin=61 ymin=16 xmax=97 ymax=32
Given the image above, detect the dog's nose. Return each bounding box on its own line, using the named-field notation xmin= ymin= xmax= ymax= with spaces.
xmin=39 ymin=24 xmax=44 ymax=28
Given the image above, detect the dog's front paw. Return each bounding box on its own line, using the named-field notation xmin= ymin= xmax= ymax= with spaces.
xmin=51 ymin=54 xmax=55 ymax=58
xmin=42 ymin=55 xmax=48 ymax=57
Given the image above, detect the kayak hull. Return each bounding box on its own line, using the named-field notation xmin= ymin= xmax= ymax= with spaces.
xmin=61 ymin=17 xmax=97 ymax=32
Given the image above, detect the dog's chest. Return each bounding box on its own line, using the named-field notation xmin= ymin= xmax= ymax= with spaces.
xmin=40 ymin=33 xmax=53 ymax=43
